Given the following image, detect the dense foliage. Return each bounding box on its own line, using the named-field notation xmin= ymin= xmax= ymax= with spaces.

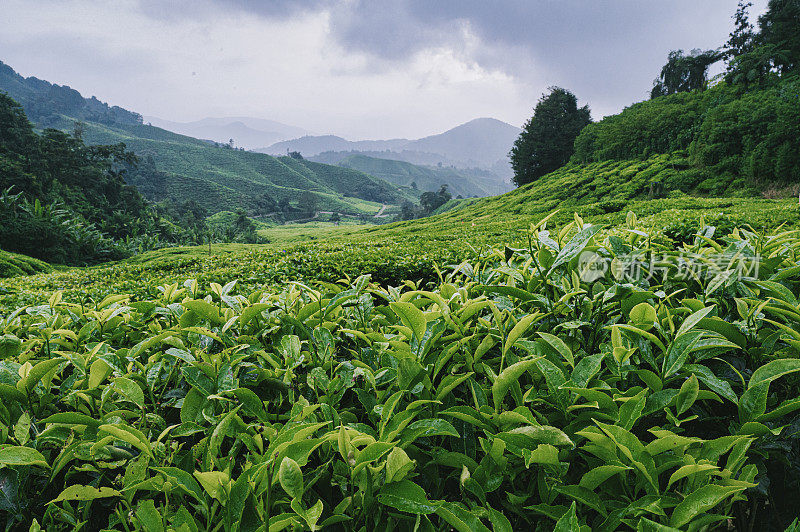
xmin=0 ymin=61 xmax=143 ymax=127
xmin=0 ymin=94 xmax=156 ymax=264
xmin=510 ymin=87 xmax=591 ymax=187
xmin=571 ymin=77 xmax=800 ymax=195
xmin=570 ymin=1 xmax=800 ymax=197
xmin=1 ymin=214 xmax=799 ymax=530
xmin=650 ymin=49 xmax=723 ymax=99
xmin=755 ymin=0 xmax=800 ymax=74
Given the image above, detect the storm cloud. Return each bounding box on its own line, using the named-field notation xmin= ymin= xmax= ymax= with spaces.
xmin=0 ymin=0 xmax=767 ymax=138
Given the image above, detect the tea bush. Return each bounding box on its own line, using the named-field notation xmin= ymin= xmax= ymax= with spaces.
xmin=1 ymin=212 xmax=799 ymax=530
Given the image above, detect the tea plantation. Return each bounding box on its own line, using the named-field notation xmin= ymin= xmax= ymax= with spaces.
xmin=1 ymin=200 xmax=800 ymax=531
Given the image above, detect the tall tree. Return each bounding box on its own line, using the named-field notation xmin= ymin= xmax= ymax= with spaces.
xmin=758 ymin=0 xmax=800 ymax=73
xmin=419 ymin=184 xmax=452 ymax=214
xmin=650 ymin=49 xmax=723 ymax=99
xmin=510 ymin=87 xmax=591 ymax=186
xmin=725 ymin=2 xmax=756 ymax=61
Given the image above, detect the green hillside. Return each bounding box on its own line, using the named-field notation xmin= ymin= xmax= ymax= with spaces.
xmin=0 ymin=60 xmax=413 ymax=215
xmin=69 ymin=118 xmax=406 ymax=214
xmin=572 ymin=76 xmax=800 ymax=196
xmin=0 ymin=249 xmax=52 ymax=279
xmin=369 ymin=155 xmax=798 ymax=247
xmin=336 ymin=154 xmax=509 ymax=197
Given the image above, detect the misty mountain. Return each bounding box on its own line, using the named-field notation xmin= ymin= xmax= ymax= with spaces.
xmin=260 ymin=135 xmax=409 ymax=157
xmin=405 ymin=118 xmax=520 ymax=168
xmin=144 ymin=116 xmax=310 ymax=149
xmin=311 ymin=149 xmax=465 ymax=168
xmin=258 ymin=117 xmax=520 ymax=175
xmin=334 ymin=154 xmax=512 ymax=198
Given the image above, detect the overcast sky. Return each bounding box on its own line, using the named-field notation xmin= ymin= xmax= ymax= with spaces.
xmin=1 ymin=0 xmax=768 ymax=139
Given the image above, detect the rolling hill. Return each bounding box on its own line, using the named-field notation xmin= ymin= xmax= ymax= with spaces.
xmin=0 ymin=60 xmax=413 ymax=215
xmin=260 ymin=135 xmax=409 ymax=157
xmin=332 ymin=154 xmax=512 ymax=198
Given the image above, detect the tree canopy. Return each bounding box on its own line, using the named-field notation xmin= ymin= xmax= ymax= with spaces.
xmin=650 ymin=49 xmax=723 ymax=99
xmin=510 ymin=87 xmax=591 ymax=187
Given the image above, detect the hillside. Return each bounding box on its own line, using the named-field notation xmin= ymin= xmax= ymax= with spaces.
xmin=63 ymin=118 xmax=407 ymax=214
xmin=368 ymin=153 xmax=798 ymax=245
xmin=0 ymin=60 xmax=142 ymax=127
xmin=571 ymin=75 xmax=800 ymax=196
xmin=260 ymin=135 xmax=409 ymax=157
xmin=0 ymin=60 xmax=412 ymax=215
xmin=258 ymin=117 xmax=520 ymax=175
xmin=334 ymin=154 xmax=511 ymax=197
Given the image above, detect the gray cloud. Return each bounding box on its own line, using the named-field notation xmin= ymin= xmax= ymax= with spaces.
xmin=327 ymin=0 xmax=767 ymax=116
xmin=138 ymin=0 xmax=332 ymax=21
xmin=196 ymin=0 xmax=768 ymax=117
xmin=0 ymin=0 xmax=768 ymax=139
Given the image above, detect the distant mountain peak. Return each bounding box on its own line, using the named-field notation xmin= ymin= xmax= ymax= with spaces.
xmin=258 ymin=117 xmax=520 ymax=175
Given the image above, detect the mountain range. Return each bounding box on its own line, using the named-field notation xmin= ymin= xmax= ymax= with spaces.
xmin=258 ymin=117 xmax=520 ymax=178
xmin=0 ymin=59 xmax=516 ymax=215
xmin=143 ymin=116 xmax=311 ymax=150
xmin=0 ymin=60 xmax=411 ymax=215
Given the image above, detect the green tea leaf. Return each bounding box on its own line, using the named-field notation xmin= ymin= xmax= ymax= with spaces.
xmin=390 ymin=302 xmax=427 ymax=341
xmin=747 ymin=359 xmax=800 ymax=390
xmin=136 ymin=499 xmax=164 ymax=532
xmin=550 ymin=225 xmax=603 ymax=271
xmin=492 ymin=357 xmax=543 ymax=412
xmin=436 ymin=501 xmax=491 ymax=532
xmin=278 ymin=457 xmax=304 ymax=499
xmin=554 ymin=501 xmax=580 ymax=532
xmin=193 ymin=471 xmax=230 ymax=503
xmin=670 ymin=484 xmax=743 ymax=528
xmin=49 ymin=485 xmax=121 ymax=504
xmin=675 ymin=374 xmax=699 ymax=415
xmin=377 ymin=480 xmax=441 ymax=514
xmin=0 ymin=446 xmax=48 ymax=467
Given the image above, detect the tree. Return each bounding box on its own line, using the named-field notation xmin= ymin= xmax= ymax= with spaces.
xmin=726 ymin=2 xmax=756 ymax=61
xmin=419 ymin=184 xmax=452 ymax=214
xmin=510 ymin=87 xmax=591 ymax=186
xmin=650 ymin=49 xmax=723 ymax=99
xmin=399 ymin=201 xmax=417 ymax=220
xmin=254 ymin=193 xmax=277 ymax=215
xmin=298 ymin=191 xmax=318 ymax=216
xmin=758 ymin=0 xmax=800 ymax=74
xmin=288 ymin=151 xmax=304 ymax=160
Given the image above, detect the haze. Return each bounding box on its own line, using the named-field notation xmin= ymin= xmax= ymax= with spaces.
xmin=1 ymin=0 xmax=767 ymax=139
